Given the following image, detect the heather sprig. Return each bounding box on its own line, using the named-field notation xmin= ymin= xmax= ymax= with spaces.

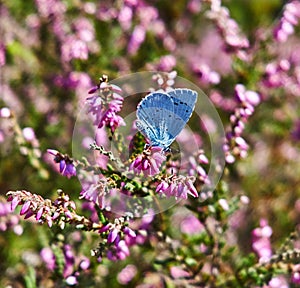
xmin=2 ymin=0 xmax=300 ymax=287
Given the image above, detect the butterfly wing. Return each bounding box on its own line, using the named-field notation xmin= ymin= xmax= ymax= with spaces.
xmin=137 ymin=92 xmax=175 ymax=148
xmin=166 ymin=89 xmax=198 ymax=138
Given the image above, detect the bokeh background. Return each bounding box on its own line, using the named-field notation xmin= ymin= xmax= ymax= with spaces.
xmin=1 ymin=0 xmax=300 ymax=287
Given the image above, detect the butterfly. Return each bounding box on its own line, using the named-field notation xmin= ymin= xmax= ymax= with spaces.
xmin=136 ymin=88 xmax=198 ymax=150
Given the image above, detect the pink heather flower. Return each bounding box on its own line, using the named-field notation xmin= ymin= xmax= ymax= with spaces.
xmin=0 ymin=201 xmax=23 ymax=234
xmin=263 ymin=60 xmax=293 ymax=90
xmin=117 ymin=264 xmax=137 ymax=285
xmin=22 ymin=127 xmax=37 ymax=143
xmin=128 ymin=25 xmax=146 ymax=55
xmin=292 ymin=265 xmax=300 ymax=284
xmin=274 ymin=1 xmax=300 ymax=43
xmin=206 ymin=2 xmax=249 ymax=52
xmin=35 ymin=0 xmax=66 ymax=18
xmin=130 ymin=147 xmax=166 ymax=177
xmin=61 ymin=36 xmax=88 ymax=62
xmin=180 ymin=214 xmax=204 ymax=234
xmin=252 ymin=219 xmax=273 ymax=263
xmin=235 ymin=84 xmax=260 ymax=106
xmin=63 ymin=244 xmax=75 ymax=277
xmin=79 ymin=257 xmax=90 ymax=270
xmin=188 ymin=155 xmax=209 ymax=184
xmin=267 ymin=276 xmax=289 ymax=288
xmin=73 ymin=18 xmax=95 ymax=42
xmin=0 ymin=107 xmax=11 ymax=118
xmin=98 ymin=107 xmax=125 ymax=133
xmin=193 ymin=63 xmax=220 ymax=85
xmin=47 ymin=149 xmax=76 ymax=178
xmin=209 ymin=90 xmax=237 ymax=112
xmin=156 ymin=175 xmax=198 ymax=199
xmin=40 ymin=247 xmax=56 ymax=271
xmin=137 ymin=6 xmax=158 ymax=27
xmin=118 ymin=5 xmax=133 ymax=31
xmin=107 ymin=240 xmax=130 ymax=261
xmin=80 ymin=181 xmax=107 ymax=208
xmin=100 ymin=220 xmax=137 ymax=261
xmin=188 ymin=0 xmax=202 ymax=14
xmin=157 ymin=55 xmax=177 ymax=72
xmin=87 ymin=79 xmax=124 ymax=130
xmin=224 ymin=84 xmax=260 ymax=163
xmin=170 ymin=266 xmax=191 ymax=279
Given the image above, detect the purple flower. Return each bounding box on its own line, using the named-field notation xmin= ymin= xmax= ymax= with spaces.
xmin=0 ymin=201 xmax=23 ymax=235
xmin=80 ymin=181 xmax=107 ymax=208
xmin=130 ymin=147 xmax=166 ymax=177
xmin=118 ymin=5 xmax=133 ymax=31
xmin=193 ymin=63 xmax=220 ymax=85
xmin=63 ymin=244 xmax=75 ymax=278
xmin=98 ymin=107 xmax=125 ymax=133
xmin=170 ymin=266 xmax=191 ymax=279
xmin=47 ymin=149 xmax=76 ymax=178
xmin=40 ymin=247 xmax=56 ymax=271
xmin=267 ymin=276 xmax=289 ymax=288
xmin=157 ymin=55 xmax=177 ymax=72
xmin=100 ymin=218 xmax=136 ymax=261
xmin=87 ymin=77 xmax=124 ymax=132
xmin=128 ymin=25 xmax=146 ymax=55
xmin=73 ymin=18 xmax=95 ymax=42
xmin=180 ymin=214 xmax=204 ymax=235
xmin=273 ymin=1 xmax=300 ymax=43
xmin=188 ymin=0 xmax=202 ymax=14
xmin=252 ymin=219 xmax=273 ymax=263
xmin=187 ymin=153 xmax=210 ymax=184
xmin=117 ymin=264 xmax=137 ymax=284
xmin=156 ymin=175 xmax=198 ymax=199
xmin=292 ymin=265 xmax=300 ymax=284
xmin=224 ymin=85 xmax=260 ymax=163
xmin=61 ymin=36 xmax=89 ymax=62
xmin=206 ymin=2 xmax=249 ymax=53
xmin=107 ymin=240 xmax=130 ymax=261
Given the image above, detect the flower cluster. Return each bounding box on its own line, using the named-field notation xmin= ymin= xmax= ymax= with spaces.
xmin=98 ymin=217 xmax=136 ymax=261
xmin=40 ymin=244 xmax=91 ymax=285
xmin=193 ymin=63 xmax=221 ymax=85
xmin=274 ymin=1 xmax=300 ymax=43
xmin=187 ymin=150 xmax=210 ymax=184
xmin=87 ymin=75 xmax=125 ymax=133
xmin=206 ymin=0 xmax=249 ymax=55
xmin=156 ymin=175 xmax=198 ymax=199
xmin=47 ymin=149 xmax=77 ymax=178
xmin=252 ymin=219 xmax=273 ymax=263
xmin=262 ymin=58 xmax=300 ymax=97
xmin=0 ymin=200 xmax=23 ymax=235
xmin=6 ymin=190 xmax=76 ymax=228
xmin=80 ymin=180 xmax=108 ymax=209
xmin=130 ymin=146 xmax=166 ymax=177
xmin=97 ymin=1 xmax=176 ymax=55
xmin=224 ymin=84 xmax=260 ymax=163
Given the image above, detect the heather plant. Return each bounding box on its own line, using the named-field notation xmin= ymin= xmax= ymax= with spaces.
xmin=1 ymin=0 xmax=300 ymax=287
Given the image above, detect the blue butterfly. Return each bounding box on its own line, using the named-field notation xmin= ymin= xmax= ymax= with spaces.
xmin=136 ymin=88 xmax=198 ymax=150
